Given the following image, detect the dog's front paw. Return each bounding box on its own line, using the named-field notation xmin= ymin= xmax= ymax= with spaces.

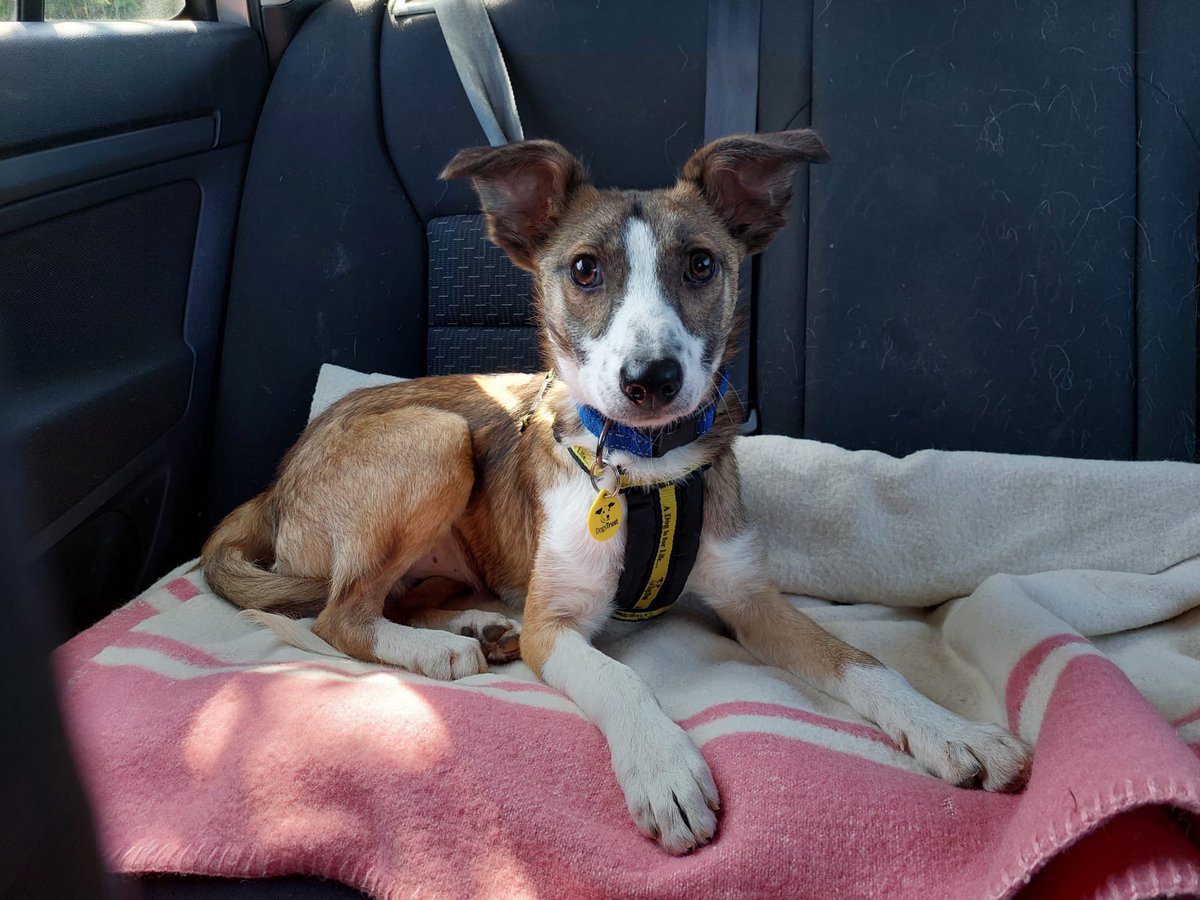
xmin=406 ymin=631 xmax=488 ymax=680
xmin=614 ymin=721 xmax=720 ymax=855
xmin=903 ymin=719 xmax=1032 ymax=793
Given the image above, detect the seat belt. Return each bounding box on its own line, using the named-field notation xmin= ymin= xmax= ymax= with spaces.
xmin=704 ymin=0 xmax=762 ymax=433
xmin=704 ymin=0 xmax=761 ymax=142
xmin=425 ymin=0 xmax=524 ymax=147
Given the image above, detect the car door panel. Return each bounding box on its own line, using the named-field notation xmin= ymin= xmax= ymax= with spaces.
xmin=0 ymin=20 xmax=268 ymax=631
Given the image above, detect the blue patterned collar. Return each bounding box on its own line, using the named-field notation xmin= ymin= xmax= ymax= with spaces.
xmin=575 ymin=371 xmax=730 ymax=458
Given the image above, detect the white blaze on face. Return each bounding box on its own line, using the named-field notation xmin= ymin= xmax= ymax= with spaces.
xmin=570 ymin=218 xmax=708 ymax=425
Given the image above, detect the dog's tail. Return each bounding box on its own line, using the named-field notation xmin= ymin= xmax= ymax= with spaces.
xmin=236 ymin=609 xmax=348 ymax=658
xmin=201 ymin=492 xmax=329 ymax=618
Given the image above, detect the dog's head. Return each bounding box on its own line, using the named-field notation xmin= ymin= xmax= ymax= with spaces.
xmin=441 ymin=130 xmax=829 ymax=428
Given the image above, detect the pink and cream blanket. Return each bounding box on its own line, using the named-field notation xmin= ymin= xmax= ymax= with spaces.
xmin=56 ymin=366 xmax=1200 ymax=898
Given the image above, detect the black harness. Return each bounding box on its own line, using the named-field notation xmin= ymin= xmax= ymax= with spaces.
xmin=519 ymin=371 xmax=718 ymax=624
xmin=566 ymin=446 xmax=707 ymax=622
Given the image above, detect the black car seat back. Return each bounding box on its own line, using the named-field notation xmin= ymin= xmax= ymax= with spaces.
xmin=208 ymin=0 xmax=1198 ymax=521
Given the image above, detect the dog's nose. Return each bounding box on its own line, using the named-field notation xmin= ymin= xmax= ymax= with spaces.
xmin=621 ymin=358 xmax=682 ymax=408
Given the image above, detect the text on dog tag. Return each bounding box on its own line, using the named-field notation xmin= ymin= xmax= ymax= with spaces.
xmin=588 ymin=489 xmax=622 ymax=541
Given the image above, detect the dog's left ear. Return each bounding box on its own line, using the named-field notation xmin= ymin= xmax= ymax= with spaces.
xmin=680 ymin=129 xmax=830 ymax=255
xmin=440 ymin=140 xmax=589 ymax=271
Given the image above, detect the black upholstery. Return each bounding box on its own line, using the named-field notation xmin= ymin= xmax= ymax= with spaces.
xmin=747 ymin=0 xmax=816 ymax=438
xmin=802 ymin=0 xmax=1197 ymax=461
xmin=208 ymin=0 xmax=1199 ymax=522
xmin=426 ymin=214 xmax=540 ymax=375
xmin=807 ymin=1 xmax=1142 ymax=458
xmin=427 ymin=215 xmax=533 ymax=329
xmin=1133 ymin=0 xmax=1200 ymax=460
xmin=207 ymin=0 xmax=429 ymax=519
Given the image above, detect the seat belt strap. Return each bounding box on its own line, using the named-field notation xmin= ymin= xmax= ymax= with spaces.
xmin=704 ymin=0 xmax=762 ymax=432
xmin=432 ymin=0 xmax=524 ymax=147
xmin=704 ymin=0 xmax=761 ymax=143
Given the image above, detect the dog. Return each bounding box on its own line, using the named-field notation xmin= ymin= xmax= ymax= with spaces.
xmin=202 ymin=129 xmax=1032 ymax=855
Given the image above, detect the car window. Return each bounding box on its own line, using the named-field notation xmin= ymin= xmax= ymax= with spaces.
xmin=46 ymin=0 xmax=185 ymax=18
xmin=1 ymin=0 xmax=186 ymax=20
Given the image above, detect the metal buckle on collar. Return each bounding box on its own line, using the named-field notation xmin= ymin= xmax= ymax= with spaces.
xmin=588 ymin=421 xmax=619 ymax=493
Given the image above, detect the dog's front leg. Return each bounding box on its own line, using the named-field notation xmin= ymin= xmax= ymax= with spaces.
xmin=521 ymin=597 xmax=720 ymax=854
xmin=691 ymin=528 xmax=1032 ymax=792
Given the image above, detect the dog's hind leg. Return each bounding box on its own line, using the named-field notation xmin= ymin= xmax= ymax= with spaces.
xmin=276 ymin=406 xmax=489 ymax=680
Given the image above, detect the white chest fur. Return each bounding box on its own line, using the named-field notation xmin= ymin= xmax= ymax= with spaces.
xmin=535 ymin=469 xmax=628 ymax=637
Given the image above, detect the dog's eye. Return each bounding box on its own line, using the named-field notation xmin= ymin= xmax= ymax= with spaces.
xmin=687 ymin=251 xmax=715 ymax=283
xmin=570 ymin=255 xmax=602 ymax=288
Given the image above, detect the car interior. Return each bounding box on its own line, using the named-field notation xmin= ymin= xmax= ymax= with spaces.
xmin=1 ymin=0 xmax=1197 ymax=897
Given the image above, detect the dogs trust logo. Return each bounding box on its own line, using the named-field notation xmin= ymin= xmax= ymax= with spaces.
xmin=592 ymin=499 xmax=619 ymax=533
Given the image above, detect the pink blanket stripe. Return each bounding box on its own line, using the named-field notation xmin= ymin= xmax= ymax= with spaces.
xmin=165 ymin=577 xmax=202 ymax=601
xmin=57 ymin=592 xmax=1200 ymax=899
xmin=56 ymin=600 xmax=158 ymax=679
xmin=1004 ymin=633 xmax=1090 ymax=733
xmin=1173 ymin=706 xmax=1200 ymax=729
xmin=679 ymin=700 xmax=900 ymax=749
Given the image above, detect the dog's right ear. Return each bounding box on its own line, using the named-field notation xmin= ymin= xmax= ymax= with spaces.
xmin=440 ymin=141 xmax=589 ymax=271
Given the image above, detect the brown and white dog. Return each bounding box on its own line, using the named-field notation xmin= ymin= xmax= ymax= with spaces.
xmin=202 ymin=130 xmax=1032 ymax=855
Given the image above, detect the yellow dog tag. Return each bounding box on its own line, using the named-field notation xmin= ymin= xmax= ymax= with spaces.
xmin=588 ymin=489 xmax=622 ymax=541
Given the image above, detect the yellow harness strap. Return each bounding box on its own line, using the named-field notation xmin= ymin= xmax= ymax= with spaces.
xmin=565 ymin=445 xmax=706 ymax=622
